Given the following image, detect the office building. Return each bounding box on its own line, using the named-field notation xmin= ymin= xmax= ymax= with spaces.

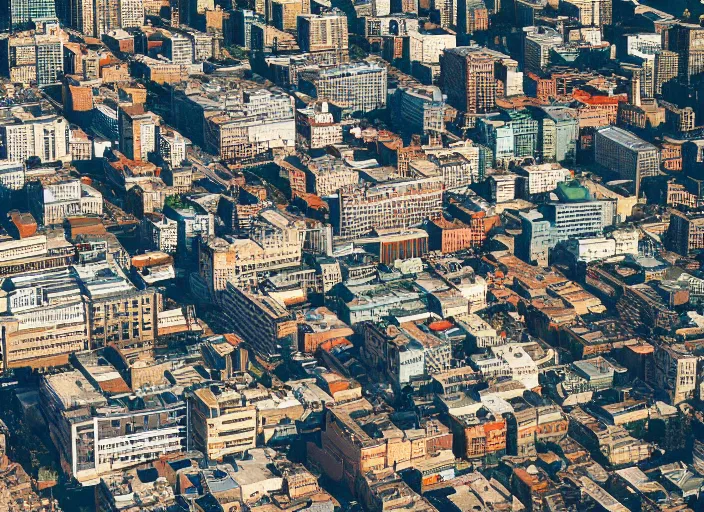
xmin=220 ymin=282 xmax=297 ymax=360
xmin=0 ymin=33 xmax=63 ymax=86
xmin=0 ymin=0 xmax=57 ymax=31
xmin=391 ymin=84 xmax=445 ymax=137
xmin=666 ymin=210 xmax=704 ymax=256
xmin=296 ymin=102 xmax=343 ymax=149
xmin=27 ymin=177 xmax=102 ymax=225
xmin=441 ymin=46 xmax=515 ymax=114
xmin=158 ymin=128 xmax=189 ymax=169
xmin=198 ymin=210 xmax=302 ymax=294
xmin=523 ymin=26 xmax=562 ymax=75
xmin=205 ymin=89 xmax=295 ymax=163
xmin=457 ymin=0 xmax=488 ymax=35
xmin=299 ymin=62 xmax=387 ymax=114
xmin=0 ymin=110 xmax=69 ymax=163
xmin=408 ymin=30 xmax=456 ymax=65
xmin=667 ymin=23 xmax=704 ymax=84
xmin=271 ymin=0 xmax=302 ymax=31
xmin=594 ymin=126 xmax=659 ymax=198
xmin=233 ymin=8 xmax=261 ymax=49
xmin=654 ymin=50 xmax=679 ymax=94
xmin=40 ymin=371 xmax=187 ymax=485
xmin=332 ymin=176 xmax=443 ymax=239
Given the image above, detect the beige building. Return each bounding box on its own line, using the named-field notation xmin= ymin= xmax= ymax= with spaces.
xmin=334 ymin=176 xmax=443 ymax=240
xmin=190 ymin=387 xmax=258 ymax=461
xmin=118 ymin=105 xmax=160 ymax=163
xmin=297 ymin=11 xmax=349 ymax=63
xmin=408 ymin=30 xmax=456 ymax=64
xmin=0 ymin=111 xmax=69 ymax=164
xmin=199 ymin=209 xmax=302 ymax=295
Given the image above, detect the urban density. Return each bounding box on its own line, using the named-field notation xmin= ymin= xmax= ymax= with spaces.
xmin=0 ymin=0 xmax=704 ymax=511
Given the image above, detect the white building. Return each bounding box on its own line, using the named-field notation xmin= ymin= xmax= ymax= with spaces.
xmin=473 ymin=344 xmax=539 ymax=389
xmin=0 ymin=113 xmax=70 ymax=163
xmin=408 ymin=30 xmax=457 ymax=64
xmin=158 ymin=130 xmax=189 ymax=169
xmin=516 ymin=163 xmax=572 ymax=196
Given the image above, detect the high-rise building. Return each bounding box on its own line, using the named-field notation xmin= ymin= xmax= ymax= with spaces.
xmin=118 ymin=105 xmax=160 ymax=162
xmin=35 ymin=34 xmax=62 ymax=86
xmin=654 ymin=49 xmax=679 ymax=94
xmin=271 ymin=0 xmax=302 ymax=31
xmin=594 ymin=126 xmax=660 ymax=198
xmin=667 ymin=23 xmax=704 ymax=84
xmin=68 ymin=0 xmax=119 ymax=37
xmin=441 ymin=46 xmax=514 ymax=115
xmin=297 ymin=11 xmax=348 ymax=63
xmin=523 ymin=26 xmax=562 ymax=75
xmin=408 ymin=30 xmax=456 ymax=64
xmin=0 ymin=0 xmax=57 ymax=31
xmin=233 ymin=9 xmax=260 ymax=49
xmin=118 ymin=0 xmax=144 ymax=28
xmin=299 ymin=62 xmax=387 ymax=114
xmin=457 ymin=0 xmax=488 ymax=35
xmin=433 ymin=0 xmax=456 ymax=28
xmin=0 ymin=33 xmax=62 ymax=86
xmin=562 ymin=0 xmax=611 ymax=26
xmin=163 ymin=33 xmax=193 ymax=64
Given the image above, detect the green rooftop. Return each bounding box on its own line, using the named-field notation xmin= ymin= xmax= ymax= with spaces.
xmin=556 ymin=180 xmax=591 ymax=202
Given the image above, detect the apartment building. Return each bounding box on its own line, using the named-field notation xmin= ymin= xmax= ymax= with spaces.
xmin=189 ymin=386 xmax=258 ymax=461
xmin=219 ymin=282 xmax=297 ymax=360
xmin=333 ymin=176 xmax=443 ymax=240
xmin=0 ymin=110 xmax=69 ymax=163
xmin=594 ymin=126 xmax=659 ymax=198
